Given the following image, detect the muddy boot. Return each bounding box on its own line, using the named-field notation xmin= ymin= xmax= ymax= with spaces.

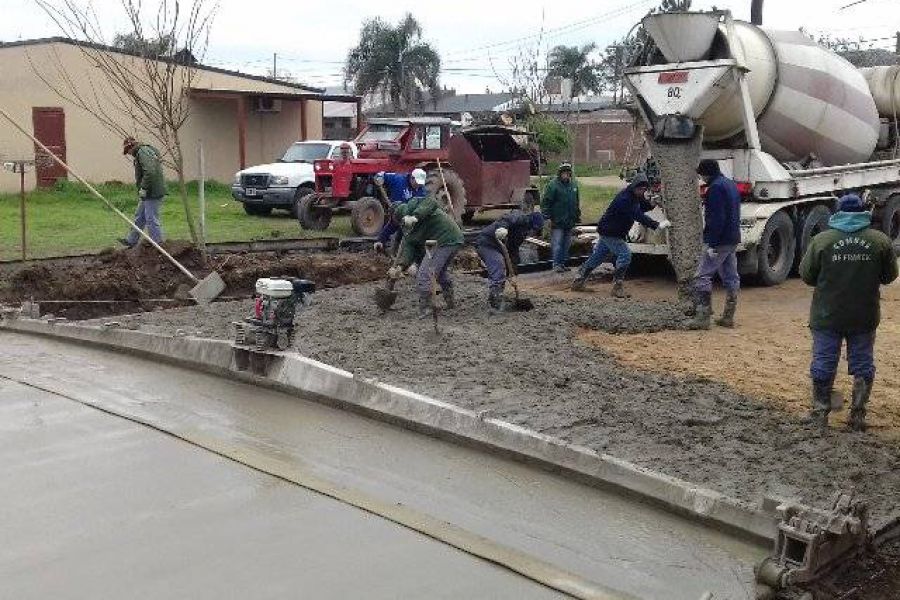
xmin=417 ymin=296 xmax=432 ymax=319
xmin=715 ymin=292 xmax=738 ymax=328
xmin=848 ymin=377 xmax=872 ymax=432
xmin=571 ymin=266 xmax=590 ymax=291
xmin=804 ymin=379 xmax=833 ymax=429
xmin=610 ymin=279 xmax=631 ymax=298
xmin=442 ymin=283 xmax=455 ymax=309
xmin=687 ymin=292 xmax=712 ymax=329
xmin=487 ymin=288 xmax=502 ymax=312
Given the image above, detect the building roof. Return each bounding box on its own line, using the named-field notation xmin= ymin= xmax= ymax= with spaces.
xmin=0 ymin=36 xmax=325 ymax=94
xmin=367 ymin=92 xmax=515 ymax=116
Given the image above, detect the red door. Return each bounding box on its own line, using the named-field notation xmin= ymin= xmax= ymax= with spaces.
xmin=32 ymin=107 xmax=67 ymax=187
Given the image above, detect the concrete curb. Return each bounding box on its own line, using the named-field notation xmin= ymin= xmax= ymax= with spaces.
xmin=2 ymin=316 xmax=776 ymax=543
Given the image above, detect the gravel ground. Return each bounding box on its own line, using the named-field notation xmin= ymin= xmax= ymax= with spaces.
xmin=88 ymin=274 xmax=900 ymax=528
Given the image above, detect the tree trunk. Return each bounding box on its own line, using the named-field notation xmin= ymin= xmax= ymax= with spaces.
xmin=171 ymin=131 xmax=201 ymax=255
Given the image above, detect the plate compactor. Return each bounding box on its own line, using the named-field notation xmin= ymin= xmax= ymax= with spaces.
xmin=233 ymin=277 xmax=315 ymax=351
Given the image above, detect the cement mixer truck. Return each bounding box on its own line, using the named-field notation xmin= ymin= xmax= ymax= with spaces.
xmin=621 ymin=11 xmax=900 ymax=285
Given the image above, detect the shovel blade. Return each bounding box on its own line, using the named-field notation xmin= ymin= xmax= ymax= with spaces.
xmin=190 ymin=271 xmax=226 ymax=304
xmin=374 ymin=287 xmax=399 ymax=312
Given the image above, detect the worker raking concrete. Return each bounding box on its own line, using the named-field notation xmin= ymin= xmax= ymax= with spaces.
xmin=118 ymin=136 xmax=166 ymax=248
xmin=474 ymin=208 xmax=545 ymax=311
xmin=373 ymin=168 xmax=427 ymax=254
xmin=687 ymin=159 xmax=742 ymax=329
xmin=393 ymin=194 xmax=464 ymax=318
xmin=571 ymin=173 xmax=670 ymax=298
xmin=541 ymin=163 xmax=580 ymax=273
xmin=799 ymin=194 xmax=898 ymax=431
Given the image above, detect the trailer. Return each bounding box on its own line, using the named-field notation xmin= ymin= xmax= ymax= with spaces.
xmin=620 ymin=11 xmax=900 ymax=285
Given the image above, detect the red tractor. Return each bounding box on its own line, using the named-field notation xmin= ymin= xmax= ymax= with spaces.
xmin=296 ymin=117 xmax=539 ymax=236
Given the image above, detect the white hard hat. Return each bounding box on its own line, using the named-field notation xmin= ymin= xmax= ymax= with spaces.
xmin=411 ymin=168 xmax=427 ymax=185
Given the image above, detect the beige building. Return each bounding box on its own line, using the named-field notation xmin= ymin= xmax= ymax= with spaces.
xmin=0 ymin=38 xmax=359 ymax=192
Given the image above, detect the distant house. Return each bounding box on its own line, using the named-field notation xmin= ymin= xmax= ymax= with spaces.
xmin=366 ymin=90 xmax=516 ymax=123
xmin=0 ymin=38 xmax=359 ymax=192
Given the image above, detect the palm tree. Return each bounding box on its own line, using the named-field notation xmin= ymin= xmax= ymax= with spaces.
xmin=546 ymin=44 xmax=600 ymax=98
xmin=345 ymin=13 xmax=441 ymax=114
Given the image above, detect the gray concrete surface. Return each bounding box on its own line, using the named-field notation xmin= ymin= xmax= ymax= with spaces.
xmin=0 ymin=332 xmax=765 ymax=599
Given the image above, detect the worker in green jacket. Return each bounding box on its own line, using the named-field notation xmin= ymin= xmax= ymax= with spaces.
xmin=119 ymin=136 xmax=167 ymax=248
xmin=799 ymin=194 xmax=898 ymax=431
xmin=541 ymin=163 xmax=581 ymax=272
xmin=392 ymin=195 xmax=464 ymax=317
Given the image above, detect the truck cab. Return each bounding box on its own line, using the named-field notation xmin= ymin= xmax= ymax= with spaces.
xmin=232 ymin=140 xmax=358 ymax=216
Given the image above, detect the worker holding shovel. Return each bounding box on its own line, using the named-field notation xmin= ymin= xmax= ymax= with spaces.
xmin=475 ymin=208 xmax=544 ymax=312
xmin=393 ymin=195 xmax=463 ymax=318
xmin=118 ymin=137 xmax=167 ymax=248
xmin=373 ymin=168 xmax=427 ymax=254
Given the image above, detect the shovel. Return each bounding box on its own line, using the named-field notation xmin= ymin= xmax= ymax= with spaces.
xmin=424 ymin=240 xmax=441 ymax=334
xmin=498 ymin=241 xmax=534 ymax=311
xmin=374 ymin=249 xmax=403 ymax=313
xmin=0 ymin=107 xmax=225 ymax=304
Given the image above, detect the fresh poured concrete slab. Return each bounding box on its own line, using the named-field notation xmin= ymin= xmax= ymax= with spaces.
xmin=0 ymin=333 xmax=766 ymax=598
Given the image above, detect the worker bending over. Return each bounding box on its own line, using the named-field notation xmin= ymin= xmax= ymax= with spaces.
xmin=571 ymin=173 xmax=670 ymax=297
xmin=374 ymin=169 xmax=427 ymax=254
xmin=393 ymin=195 xmax=464 ymax=317
xmin=475 ymin=208 xmax=545 ymax=311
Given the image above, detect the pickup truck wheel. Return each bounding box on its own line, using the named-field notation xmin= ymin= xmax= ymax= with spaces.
xmin=291 ymin=186 xmax=313 ymax=218
xmin=350 ymin=197 xmax=385 ymax=237
xmin=874 ymin=195 xmax=900 ymax=243
xmin=297 ymin=195 xmax=332 ymax=231
xmin=756 ymin=210 xmax=795 ymax=286
xmin=794 ymin=204 xmax=832 ymax=272
xmin=243 ymin=204 xmax=272 ymax=216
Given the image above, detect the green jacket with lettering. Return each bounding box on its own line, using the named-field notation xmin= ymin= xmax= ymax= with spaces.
xmin=799 ymin=211 xmax=898 ymax=333
xmin=396 ymin=196 xmax=464 ymax=267
xmin=133 ymin=144 xmax=166 ymax=198
xmin=540 ymin=177 xmax=580 ymax=230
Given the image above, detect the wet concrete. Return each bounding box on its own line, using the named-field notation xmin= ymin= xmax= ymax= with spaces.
xmin=91 ymin=275 xmax=900 ymax=530
xmin=0 ymin=332 xmax=765 ymax=599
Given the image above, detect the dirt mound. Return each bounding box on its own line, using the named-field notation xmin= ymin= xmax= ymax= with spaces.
xmin=1 ymin=245 xmax=388 ymax=320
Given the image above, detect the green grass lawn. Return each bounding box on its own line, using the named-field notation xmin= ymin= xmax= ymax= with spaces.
xmin=0 ymin=179 xmax=616 ymax=260
xmin=543 ymin=162 xmax=622 ymax=178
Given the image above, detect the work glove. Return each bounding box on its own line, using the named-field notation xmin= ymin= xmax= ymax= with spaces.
xmin=495 ymin=227 xmax=509 ymax=241
xmin=138 ymin=189 xmax=146 ymax=199
xmin=373 ymin=241 xmax=384 ymax=253
xmin=374 ymin=172 xmax=385 ymax=186
xmin=387 ymin=266 xmax=403 ymax=280
xmin=706 ymin=247 xmax=718 ymax=259
xmin=406 ymin=264 xmax=418 ymax=277
xmin=657 ymin=219 xmax=672 ymax=231
xmin=403 ymin=215 xmax=418 ymax=228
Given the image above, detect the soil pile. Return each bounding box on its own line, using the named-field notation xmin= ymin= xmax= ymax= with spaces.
xmin=87 ymin=274 xmax=900 ymax=528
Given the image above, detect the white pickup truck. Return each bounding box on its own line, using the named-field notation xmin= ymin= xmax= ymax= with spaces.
xmin=232 ymin=140 xmax=358 ymax=216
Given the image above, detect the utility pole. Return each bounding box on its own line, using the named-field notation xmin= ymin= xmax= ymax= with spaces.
xmin=895 ymin=31 xmax=899 ymax=54
xmin=273 ymin=52 xmax=277 ymax=80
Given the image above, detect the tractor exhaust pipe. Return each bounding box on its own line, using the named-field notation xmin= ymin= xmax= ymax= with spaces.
xmin=750 ymin=0 xmax=764 ymax=25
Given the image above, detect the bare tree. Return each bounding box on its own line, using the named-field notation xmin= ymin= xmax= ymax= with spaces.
xmin=32 ymin=0 xmax=217 ymax=248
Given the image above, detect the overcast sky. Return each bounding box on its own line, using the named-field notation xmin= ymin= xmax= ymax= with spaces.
xmin=3 ymin=0 xmax=899 ymax=92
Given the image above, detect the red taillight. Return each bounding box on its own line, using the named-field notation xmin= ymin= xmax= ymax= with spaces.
xmin=736 ymin=181 xmax=753 ymax=197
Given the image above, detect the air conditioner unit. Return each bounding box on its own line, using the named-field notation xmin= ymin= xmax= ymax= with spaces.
xmin=252 ymin=96 xmax=282 ymax=113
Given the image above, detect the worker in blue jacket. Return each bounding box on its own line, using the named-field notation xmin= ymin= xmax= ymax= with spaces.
xmin=688 ymin=159 xmax=742 ymax=329
xmin=571 ymin=173 xmax=670 ymax=298
xmin=373 ymin=168 xmax=427 ymax=253
xmin=475 ymin=209 xmax=545 ymax=311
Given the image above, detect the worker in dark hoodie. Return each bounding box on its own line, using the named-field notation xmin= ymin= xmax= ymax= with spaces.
xmin=799 ymin=193 xmax=898 ymax=431
xmin=571 ymin=173 xmax=670 ymax=297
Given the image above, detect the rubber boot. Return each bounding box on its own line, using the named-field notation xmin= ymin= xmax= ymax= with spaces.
xmin=687 ymin=291 xmax=712 ymax=329
xmin=487 ymin=288 xmax=502 ymax=312
xmin=715 ymin=291 xmax=738 ymax=328
xmin=805 ymin=379 xmax=833 ymax=429
xmin=417 ymin=296 xmax=432 ymax=319
xmin=610 ymin=279 xmax=631 ymax=298
xmin=571 ymin=266 xmax=590 ymax=291
xmin=442 ymin=283 xmax=455 ymax=309
xmin=848 ymin=377 xmax=872 ymax=432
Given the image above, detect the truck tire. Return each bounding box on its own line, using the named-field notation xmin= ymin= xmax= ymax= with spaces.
xmin=426 ymin=168 xmax=467 ymax=223
xmin=755 ymin=210 xmax=796 ymax=286
xmin=874 ymin=195 xmax=900 ymax=243
xmin=290 ymin=185 xmax=313 ymax=218
xmin=243 ymin=204 xmax=272 ymax=216
xmin=297 ymin=194 xmax=332 ymax=231
xmin=794 ymin=204 xmax=831 ymax=271
xmin=350 ymin=197 xmax=385 ymax=237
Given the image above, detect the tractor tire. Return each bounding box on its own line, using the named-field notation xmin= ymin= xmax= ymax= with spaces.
xmin=290 ymin=185 xmax=314 ymax=218
xmin=350 ymin=196 xmax=386 ymax=237
xmin=794 ymin=204 xmax=831 ymax=272
xmin=297 ymin=194 xmax=332 ymax=231
xmin=426 ymin=168 xmax=467 ymax=223
xmin=874 ymin=195 xmax=900 ymax=244
xmin=243 ymin=203 xmax=272 ymax=216
xmin=755 ymin=210 xmax=796 ymax=286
